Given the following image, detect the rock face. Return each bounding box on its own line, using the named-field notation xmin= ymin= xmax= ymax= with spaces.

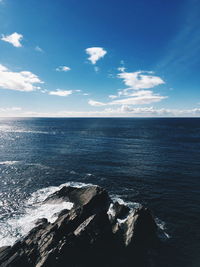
xmin=0 ymin=185 xmax=159 ymax=267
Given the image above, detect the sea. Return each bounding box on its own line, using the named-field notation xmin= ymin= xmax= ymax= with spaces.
xmin=0 ymin=117 xmax=199 ymax=267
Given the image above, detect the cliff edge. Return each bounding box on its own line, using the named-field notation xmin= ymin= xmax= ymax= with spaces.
xmin=0 ymin=185 xmax=159 ymax=267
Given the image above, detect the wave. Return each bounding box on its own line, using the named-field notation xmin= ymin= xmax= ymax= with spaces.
xmin=155 ymin=218 xmax=171 ymax=239
xmin=0 ymin=182 xmax=170 ymax=247
xmin=0 ymin=182 xmax=91 ymax=247
xmin=12 ymin=130 xmax=52 ymax=134
xmin=109 ymin=195 xmax=170 ymax=239
xmin=0 ymin=161 xmax=19 ymax=165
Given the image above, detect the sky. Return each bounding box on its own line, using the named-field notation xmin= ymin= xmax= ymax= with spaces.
xmin=0 ymin=0 xmax=200 ymax=117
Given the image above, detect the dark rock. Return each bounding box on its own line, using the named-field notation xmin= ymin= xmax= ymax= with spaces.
xmin=35 ymin=218 xmax=48 ymax=226
xmin=0 ymin=247 xmax=11 ymax=264
xmin=44 ymin=185 xmax=110 ymax=210
xmin=116 ymin=207 xmax=158 ymax=248
xmin=0 ymin=184 xmax=159 ymax=267
xmin=52 ymin=209 xmax=70 ymax=218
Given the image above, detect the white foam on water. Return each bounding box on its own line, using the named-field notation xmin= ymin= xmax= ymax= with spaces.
xmin=0 ymin=125 xmax=13 ymax=132
xmin=110 ymin=195 xmax=141 ymax=210
xmin=155 ymin=218 xmax=171 ymax=239
xmin=0 ymin=182 xmax=92 ymax=247
xmin=0 ymin=161 xmax=19 ymax=165
xmin=107 ymin=196 xmax=141 ymax=223
xmin=0 ymin=181 xmax=170 ymax=247
xmin=109 ymin=195 xmax=170 ymax=239
xmin=0 ymin=202 xmax=73 ymax=247
xmin=13 ymin=130 xmax=51 ymax=134
xmin=27 ymin=181 xmax=93 ymax=205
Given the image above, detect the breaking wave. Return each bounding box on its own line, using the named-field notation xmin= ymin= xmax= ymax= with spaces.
xmin=0 ymin=182 xmax=170 ymax=247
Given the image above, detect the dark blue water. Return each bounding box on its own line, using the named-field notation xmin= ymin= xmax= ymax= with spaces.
xmin=0 ymin=118 xmax=199 ymax=267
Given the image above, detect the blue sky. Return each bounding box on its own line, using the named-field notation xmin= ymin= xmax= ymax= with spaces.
xmin=0 ymin=0 xmax=200 ymax=117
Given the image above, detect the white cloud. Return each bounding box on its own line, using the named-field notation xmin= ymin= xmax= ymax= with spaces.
xmin=86 ymin=47 xmax=107 ymax=64
xmin=49 ymin=89 xmax=72 ymax=97
xmin=48 ymin=89 xmax=86 ymax=97
xmin=56 ymin=66 xmax=71 ymax=72
xmin=118 ymin=88 xmax=164 ymax=97
xmin=0 ymin=64 xmax=43 ymax=92
xmin=88 ymin=99 xmax=106 ymax=106
xmin=89 ymin=70 xmax=166 ymax=107
xmin=118 ymin=106 xmax=170 ymax=115
xmin=109 ymin=95 xmax=118 ymax=99
xmin=103 ymin=106 xmax=200 ymax=116
xmin=118 ymin=67 xmax=126 ymax=72
xmin=41 ymin=89 xmax=48 ymax=93
xmin=0 ymin=107 xmax=22 ymax=112
xmin=118 ymin=71 xmax=165 ymax=90
xmin=110 ymin=91 xmax=167 ymax=105
xmin=110 ymin=88 xmax=151 ymax=99
xmin=1 ymin=32 xmax=23 ymax=47
xmin=35 ymin=46 xmax=43 ymax=52
xmin=89 ymin=90 xmax=167 ymax=106
xmin=11 ymin=107 xmax=200 ymax=118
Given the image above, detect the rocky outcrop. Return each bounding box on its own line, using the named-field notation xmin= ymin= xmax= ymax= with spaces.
xmin=0 ymin=185 xmax=159 ymax=267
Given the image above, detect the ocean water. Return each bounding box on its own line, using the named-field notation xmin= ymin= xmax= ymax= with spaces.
xmin=0 ymin=117 xmax=199 ymax=267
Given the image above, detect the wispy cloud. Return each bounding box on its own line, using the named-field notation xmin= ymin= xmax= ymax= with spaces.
xmin=94 ymin=66 xmax=100 ymax=72
xmin=89 ymin=91 xmax=166 ymax=106
xmin=109 ymin=91 xmax=166 ymax=105
xmin=109 ymin=95 xmax=118 ymax=99
xmin=48 ymin=89 xmax=72 ymax=96
xmin=89 ymin=70 xmax=166 ymax=107
xmin=56 ymin=66 xmax=71 ymax=72
xmin=86 ymin=47 xmax=107 ymax=64
xmin=35 ymin=46 xmax=44 ymax=52
xmin=157 ymin=0 xmax=200 ymax=74
xmin=88 ymin=99 xmax=106 ymax=106
xmin=1 ymin=32 xmax=23 ymax=47
xmin=0 ymin=64 xmax=43 ymax=92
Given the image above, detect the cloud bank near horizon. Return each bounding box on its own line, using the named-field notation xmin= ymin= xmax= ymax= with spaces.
xmin=2 ymin=106 xmax=200 ymax=118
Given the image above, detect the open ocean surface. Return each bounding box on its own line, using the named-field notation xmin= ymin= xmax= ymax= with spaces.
xmin=0 ymin=117 xmax=199 ymax=267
